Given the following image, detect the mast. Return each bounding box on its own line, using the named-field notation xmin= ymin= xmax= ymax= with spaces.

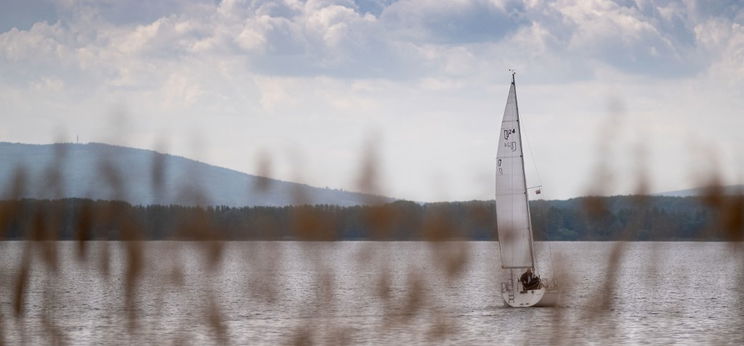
xmin=511 ymin=71 xmax=537 ymax=269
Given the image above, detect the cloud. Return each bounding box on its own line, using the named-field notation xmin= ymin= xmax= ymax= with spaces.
xmin=4 ymin=0 xmax=738 ymax=83
xmin=1 ymin=0 xmax=744 ymax=201
xmin=56 ymin=0 xmax=216 ymax=26
xmin=695 ymin=16 xmax=744 ymax=81
xmin=549 ymin=0 xmax=703 ymax=76
xmin=380 ymin=0 xmax=529 ymax=44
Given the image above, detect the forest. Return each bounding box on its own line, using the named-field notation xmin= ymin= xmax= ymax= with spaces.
xmin=0 ymin=195 xmax=739 ymax=241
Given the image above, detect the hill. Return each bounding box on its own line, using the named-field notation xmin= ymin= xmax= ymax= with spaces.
xmin=654 ymin=185 xmax=744 ymax=197
xmin=0 ymin=142 xmax=392 ymax=207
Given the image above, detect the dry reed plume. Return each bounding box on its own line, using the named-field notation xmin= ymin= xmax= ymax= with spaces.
xmin=0 ymin=121 xmax=742 ymax=345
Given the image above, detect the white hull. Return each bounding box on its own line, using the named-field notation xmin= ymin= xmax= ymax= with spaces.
xmin=501 ymin=278 xmax=560 ymax=308
xmin=502 ymin=286 xmax=545 ymax=307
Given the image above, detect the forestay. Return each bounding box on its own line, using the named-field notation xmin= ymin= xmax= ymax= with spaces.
xmin=495 ymin=81 xmax=534 ymax=269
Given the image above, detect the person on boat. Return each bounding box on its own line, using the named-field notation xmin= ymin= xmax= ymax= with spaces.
xmin=520 ymin=268 xmax=541 ymax=291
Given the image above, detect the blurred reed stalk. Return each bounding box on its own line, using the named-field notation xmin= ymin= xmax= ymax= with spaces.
xmin=0 ymin=121 xmax=741 ymax=345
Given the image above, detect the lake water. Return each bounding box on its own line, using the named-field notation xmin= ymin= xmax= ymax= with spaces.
xmin=0 ymin=241 xmax=742 ymax=345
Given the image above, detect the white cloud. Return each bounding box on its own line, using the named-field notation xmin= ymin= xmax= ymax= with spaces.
xmin=0 ymin=22 xmax=71 ymax=63
xmin=1 ymin=0 xmax=744 ymax=200
xmin=696 ymin=19 xmax=744 ymax=82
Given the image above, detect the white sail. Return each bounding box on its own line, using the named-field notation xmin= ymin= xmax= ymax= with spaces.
xmin=495 ymin=79 xmax=534 ymax=269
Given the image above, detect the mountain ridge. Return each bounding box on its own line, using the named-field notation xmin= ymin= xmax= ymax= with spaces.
xmin=0 ymin=142 xmax=394 ymax=207
xmin=654 ymin=185 xmax=744 ymax=197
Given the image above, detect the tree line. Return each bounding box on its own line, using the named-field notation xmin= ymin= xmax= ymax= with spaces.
xmin=0 ymin=195 xmax=738 ymax=241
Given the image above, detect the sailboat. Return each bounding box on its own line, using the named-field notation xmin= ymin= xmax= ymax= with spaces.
xmin=496 ymin=72 xmax=558 ymax=307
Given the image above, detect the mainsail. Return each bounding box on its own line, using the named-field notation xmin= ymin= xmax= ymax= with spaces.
xmin=495 ymin=76 xmax=534 ymax=269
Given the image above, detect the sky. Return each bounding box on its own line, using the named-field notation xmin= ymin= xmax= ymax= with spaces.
xmin=1 ymin=0 xmax=743 ymax=202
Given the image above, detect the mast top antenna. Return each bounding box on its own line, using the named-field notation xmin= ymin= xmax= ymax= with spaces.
xmin=508 ymin=69 xmax=516 ymax=83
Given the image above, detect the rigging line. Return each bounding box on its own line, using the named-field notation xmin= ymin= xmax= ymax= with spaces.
xmin=520 ymin=108 xmax=543 ymax=190
xmin=516 ymin=87 xmax=551 ymax=276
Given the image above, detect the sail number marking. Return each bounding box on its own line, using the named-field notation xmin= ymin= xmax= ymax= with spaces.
xmin=503 ymin=128 xmax=518 ymax=152
xmin=504 ymin=129 xmax=515 ymax=140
